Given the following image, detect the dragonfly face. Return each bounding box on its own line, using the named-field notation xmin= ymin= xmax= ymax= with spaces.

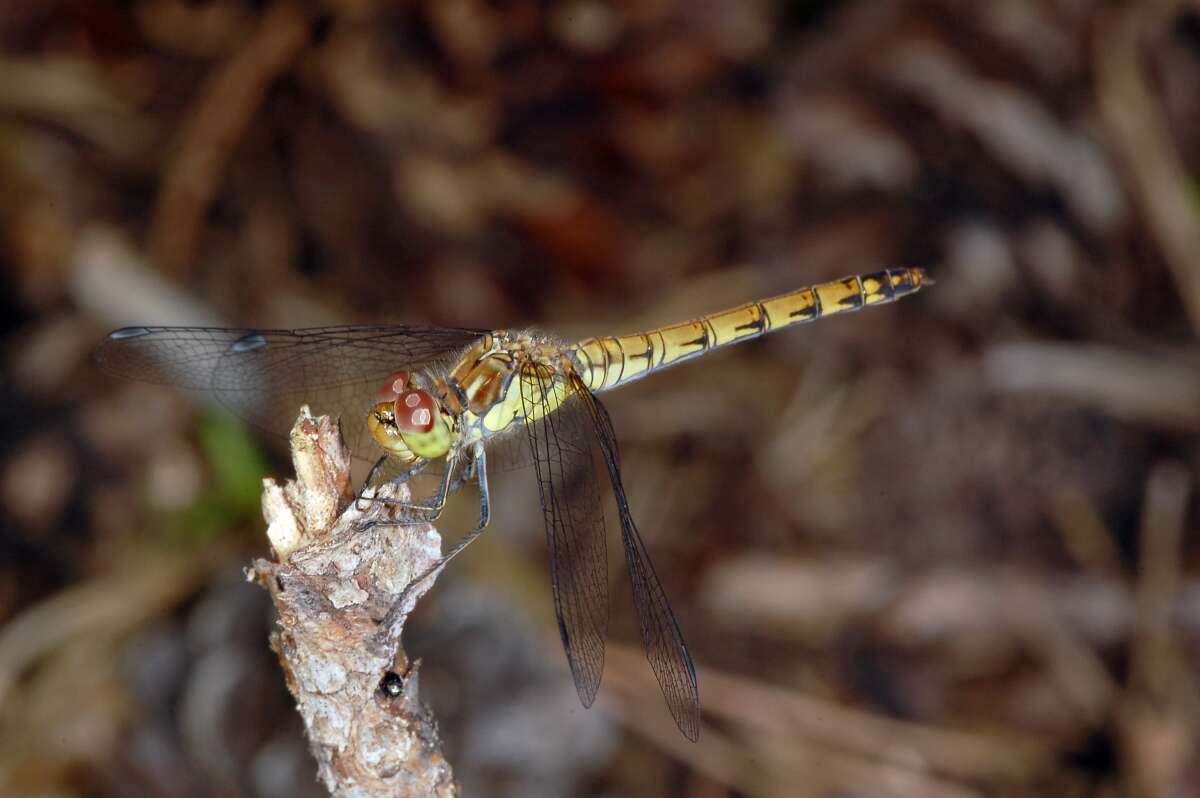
xmin=368 ymin=369 xmax=454 ymax=462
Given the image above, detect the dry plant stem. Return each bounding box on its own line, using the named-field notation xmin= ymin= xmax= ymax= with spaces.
xmin=249 ymin=408 xmax=457 ymax=798
xmin=1133 ymin=461 xmax=1192 ymax=704
xmin=607 ymin=642 xmax=1052 ymax=785
xmin=1097 ymin=0 xmax=1200 ymax=335
xmin=604 ymin=644 xmax=1019 ymax=797
xmin=150 ymin=0 xmax=311 ymax=274
xmin=1118 ymin=462 xmax=1197 ymax=798
xmin=982 ymin=343 xmax=1200 ymax=432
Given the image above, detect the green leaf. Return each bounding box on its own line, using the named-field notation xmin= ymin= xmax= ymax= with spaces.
xmin=197 ymin=409 xmax=270 ymax=513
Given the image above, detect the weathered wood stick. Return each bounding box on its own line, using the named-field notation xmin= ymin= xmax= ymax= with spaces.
xmin=249 ymin=407 xmax=457 ymax=797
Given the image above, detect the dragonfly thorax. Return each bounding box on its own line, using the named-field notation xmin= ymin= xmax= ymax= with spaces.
xmin=447 ymin=333 xmax=575 ymax=441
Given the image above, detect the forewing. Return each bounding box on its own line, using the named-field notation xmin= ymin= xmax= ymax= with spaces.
xmin=572 ymin=375 xmax=701 ymax=741
xmin=96 ymin=325 xmax=485 ymax=458
xmin=520 ymin=367 xmax=608 ymax=708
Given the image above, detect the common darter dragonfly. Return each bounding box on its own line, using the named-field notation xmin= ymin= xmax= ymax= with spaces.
xmin=97 ymin=267 xmax=929 ymax=740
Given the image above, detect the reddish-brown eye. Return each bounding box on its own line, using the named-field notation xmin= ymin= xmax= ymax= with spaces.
xmin=376 ymin=370 xmax=411 ymax=402
xmin=393 ymin=389 xmax=436 ymax=432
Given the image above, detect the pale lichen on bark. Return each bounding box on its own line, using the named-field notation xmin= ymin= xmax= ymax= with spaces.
xmin=248 ymin=407 xmax=457 ymax=797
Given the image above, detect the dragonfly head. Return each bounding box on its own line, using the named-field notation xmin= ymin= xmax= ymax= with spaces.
xmin=368 ymin=371 xmax=452 ymax=460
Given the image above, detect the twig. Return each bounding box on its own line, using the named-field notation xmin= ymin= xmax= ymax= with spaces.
xmin=982 ymin=342 xmax=1200 ymax=432
xmin=248 ymin=408 xmax=457 ymax=797
xmin=69 ymin=226 xmax=224 ymax=328
xmin=605 ymin=642 xmax=1040 ymax=796
xmin=149 ymin=0 xmax=311 ymax=274
xmin=0 ymin=548 xmax=214 ymax=716
xmin=1096 ymin=0 xmax=1200 ymax=335
xmin=668 ymin=646 xmax=1051 ymax=785
xmin=1131 ymin=461 xmax=1196 ymax=709
xmin=1118 ymin=462 xmax=1197 ymax=798
xmin=0 ymin=56 xmax=155 ymax=164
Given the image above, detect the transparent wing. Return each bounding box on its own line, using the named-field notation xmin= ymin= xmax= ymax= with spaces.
xmin=95 ymin=325 xmax=486 ymax=459
xmin=520 ymin=368 xmax=609 ymax=709
xmin=571 ymin=374 xmax=700 ymax=741
xmin=481 ymin=432 xmax=536 ymax=473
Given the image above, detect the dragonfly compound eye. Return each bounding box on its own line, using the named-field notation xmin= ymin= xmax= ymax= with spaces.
xmin=393 ymin=389 xmax=452 ymax=459
xmin=394 ymin=389 xmax=436 ymax=432
xmin=375 ymin=369 xmax=412 ymax=403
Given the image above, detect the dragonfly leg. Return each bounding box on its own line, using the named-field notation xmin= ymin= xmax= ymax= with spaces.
xmin=396 ymin=450 xmax=458 ymax=521
xmin=366 ymin=454 xmax=475 ymax=515
xmin=376 ymin=442 xmax=491 ymax=640
xmin=434 ymin=444 xmax=491 ymax=565
xmin=355 ymin=456 xmax=429 ymax=512
xmin=450 ymin=455 xmax=476 ymax=492
xmin=357 ymin=450 xmax=460 ymax=529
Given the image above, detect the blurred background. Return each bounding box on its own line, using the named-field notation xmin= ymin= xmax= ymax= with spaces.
xmin=3 ymin=0 xmax=1200 ymax=796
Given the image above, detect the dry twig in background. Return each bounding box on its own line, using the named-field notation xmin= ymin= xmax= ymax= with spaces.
xmin=249 ymin=408 xmax=457 ymax=797
xmin=1096 ymin=0 xmax=1200 ymax=334
xmin=149 ymin=0 xmax=312 ymax=274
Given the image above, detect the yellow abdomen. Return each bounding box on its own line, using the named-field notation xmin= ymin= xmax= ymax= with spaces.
xmin=573 ymin=268 xmax=928 ymax=392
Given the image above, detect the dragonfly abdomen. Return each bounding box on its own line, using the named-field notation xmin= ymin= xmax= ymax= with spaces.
xmin=575 ymin=267 xmax=927 ymax=392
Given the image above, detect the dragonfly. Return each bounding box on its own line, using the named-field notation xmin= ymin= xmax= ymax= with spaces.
xmin=96 ymin=267 xmax=929 ymax=741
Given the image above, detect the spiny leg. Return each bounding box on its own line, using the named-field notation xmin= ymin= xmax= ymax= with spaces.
xmin=399 ymin=449 xmax=458 ymax=519
xmin=355 ymin=455 xmax=429 ymax=512
xmin=359 ymin=455 xmax=479 ymax=519
xmin=359 ymin=450 xmax=460 ymax=529
xmin=442 ymin=454 xmax=477 ymax=496
xmin=376 ymin=441 xmax=492 ymax=641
